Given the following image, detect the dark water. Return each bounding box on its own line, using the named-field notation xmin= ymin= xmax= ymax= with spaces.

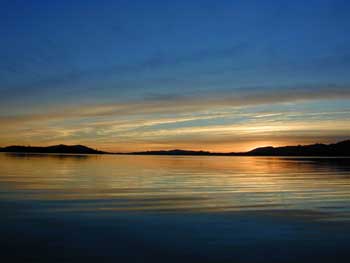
xmin=1 ymin=153 xmax=350 ymax=262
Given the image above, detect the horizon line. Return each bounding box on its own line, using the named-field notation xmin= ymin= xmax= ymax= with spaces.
xmin=1 ymin=139 xmax=349 ymax=155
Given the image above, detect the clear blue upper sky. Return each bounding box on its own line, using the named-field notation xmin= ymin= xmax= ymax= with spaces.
xmin=1 ymin=0 xmax=349 ymax=151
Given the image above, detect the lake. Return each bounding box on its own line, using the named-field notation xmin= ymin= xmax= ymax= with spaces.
xmin=1 ymin=153 xmax=350 ymax=262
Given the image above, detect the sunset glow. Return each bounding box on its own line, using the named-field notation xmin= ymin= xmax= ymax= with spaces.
xmin=0 ymin=1 xmax=349 ymax=152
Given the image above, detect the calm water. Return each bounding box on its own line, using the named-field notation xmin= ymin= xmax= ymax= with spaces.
xmin=1 ymin=153 xmax=350 ymax=262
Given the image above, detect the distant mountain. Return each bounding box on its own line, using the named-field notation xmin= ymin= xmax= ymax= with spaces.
xmin=131 ymin=149 xmax=220 ymax=156
xmin=246 ymin=140 xmax=350 ymax=156
xmin=1 ymin=140 xmax=349 ymax=156
xmin=131 ymin=140 xmax=350 ymax=156
xmin=0 ymin=144 xmax=105 ymax=154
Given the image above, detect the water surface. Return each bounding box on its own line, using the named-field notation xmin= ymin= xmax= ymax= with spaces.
xmin=1 ymin=153 xmax=350 ymax=262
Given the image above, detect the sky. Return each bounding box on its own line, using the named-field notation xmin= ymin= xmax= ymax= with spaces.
xmin=0 ymin=0 xmax=350 ymax=152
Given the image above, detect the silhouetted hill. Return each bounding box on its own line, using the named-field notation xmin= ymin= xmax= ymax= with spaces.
xmin=1 ymin=140 xmax=349 ymax=156
xmin=0 ymin=144 xmax=105 ymax=154
xmin=246 ymin=140 xmax=350 ymax=156
xmin=131 ymin=140 xmax=350 ymax=156
xmin=131 ymin=149 xmax=221 ymax=156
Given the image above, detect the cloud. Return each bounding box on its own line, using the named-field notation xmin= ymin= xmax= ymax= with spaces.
xmin=1 ymin=84 xmax=350 ymax=125
xmin=1 ymin=84 xmax=349 ymax=151
xmin=0 ymin=42 xmax=250 ymax=102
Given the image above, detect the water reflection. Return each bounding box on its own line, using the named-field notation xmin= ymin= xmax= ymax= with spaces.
xmin=2 ymin=153 xmax=350 ymax=262
xmin=5 ymin=152 xmax=91 ymax=160
xmin=0 ymin=153 xmax=350 ymax=220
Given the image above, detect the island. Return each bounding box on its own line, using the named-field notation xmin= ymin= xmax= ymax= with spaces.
xmin=1 ymin=140 xmax=349 ymax=156
xmin=0 ymin=144 xmax=105 ymax=154
xmin=130 ymin=140 xmax=350 ymax=156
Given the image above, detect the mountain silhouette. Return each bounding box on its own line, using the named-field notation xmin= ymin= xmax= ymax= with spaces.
xmin=0 ymin=140 xmax=349 ymax=156
xmin=131 ymin=140 xmax=350 ymax=156
xmin=246 ymin=140 xmax=350 ymax=156
xmin=0 ymin=144 xmax=105 ymax=154
xmin=131 ymin=149 xmax=215 ymax=156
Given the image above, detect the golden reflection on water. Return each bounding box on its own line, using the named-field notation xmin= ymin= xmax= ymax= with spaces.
xmin=1 ymin=153 xmax=350 ymax=218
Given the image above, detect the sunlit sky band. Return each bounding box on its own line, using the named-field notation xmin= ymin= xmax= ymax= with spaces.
xmin=0 ymin=0 xmax=349 ymax=151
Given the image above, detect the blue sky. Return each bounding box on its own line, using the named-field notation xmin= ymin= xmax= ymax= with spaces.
xmin=0 ymin=0 xmax=349 ymax=151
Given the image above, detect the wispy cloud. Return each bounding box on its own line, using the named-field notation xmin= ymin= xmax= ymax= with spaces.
xmin=1 ymin=84 xmax=349 ymax=151
xmin=110 ymin=84 xmax=349 ymax=110
xmin=2 ymin=84 xmax=349 ymax=123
